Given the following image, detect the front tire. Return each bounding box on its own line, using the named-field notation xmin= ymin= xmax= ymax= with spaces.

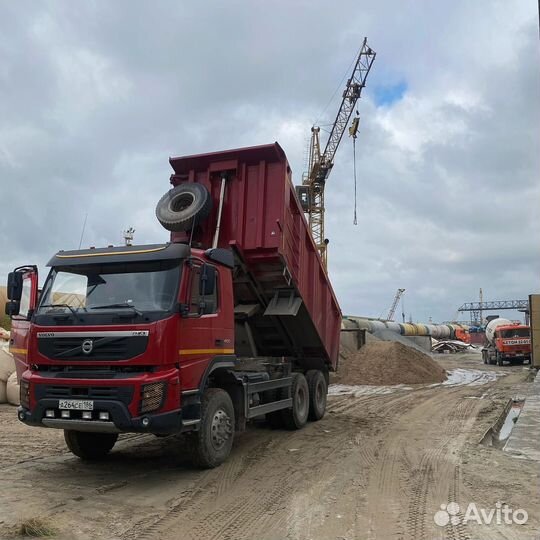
xmin=64 ymin=431 xmax=118 ymax=460
xmin=306 ymin=370 xmax=327 ymax=421
xmin=282 ymin=373 xmax=309 ymax=430
xmin=188 ymin=388 xmax=235 ymax=469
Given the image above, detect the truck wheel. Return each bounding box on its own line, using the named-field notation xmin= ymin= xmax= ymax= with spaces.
xmin=155 ymin=183 xmax=212 ymax=232
xmin=64 ymin=430 xmax=118 ymax=460
xmin=482 ymin=351 xmax=487 ymax=364
xmin=306 ymin=370 xmax=327 ymax=421
xmin=282 ymin=373 xmax=309 ymax=430
xmin=188 ymin=388 xmax=235 ymax=469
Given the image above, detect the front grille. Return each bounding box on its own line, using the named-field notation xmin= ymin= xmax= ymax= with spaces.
xmin=38 ymin=335 xmax=148 ymax=361
xmin=35 ymin=384 xmax=134 ymax=405
xmin=35 ymin=365 xmax=155 ymax=379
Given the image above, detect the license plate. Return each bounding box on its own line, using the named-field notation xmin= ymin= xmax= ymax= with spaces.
xmin=59 ymin=399 xmax=94 ymax=411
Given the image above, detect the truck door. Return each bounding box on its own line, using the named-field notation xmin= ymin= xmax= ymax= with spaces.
xmin=6 ymin=267 xmax=38 ymax=379
xmin=179 ymin=260 xmax=234 ymax=389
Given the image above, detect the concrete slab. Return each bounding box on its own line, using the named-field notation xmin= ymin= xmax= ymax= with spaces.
xmin=504 ymin=369 xmax=540 ymax=461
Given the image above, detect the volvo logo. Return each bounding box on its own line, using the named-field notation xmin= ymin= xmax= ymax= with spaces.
xmin=81 ymin=339 xmax=94 ymax=355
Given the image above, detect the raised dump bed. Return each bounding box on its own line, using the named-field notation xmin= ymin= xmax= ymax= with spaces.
xmin=169 ymin=142 xmax=341 ymax=369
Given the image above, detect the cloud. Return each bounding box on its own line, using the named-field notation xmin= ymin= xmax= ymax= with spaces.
xmin=0 ymin=0 xmax=538 ymax=325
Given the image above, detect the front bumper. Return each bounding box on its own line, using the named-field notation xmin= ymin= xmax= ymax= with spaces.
xmin=18 ymin=400 xmax=186 ymax=434
xmin=501 ymin=352 xmax=530 ymax=359
xmin=18 ymin=368 xmax=201 ymax=434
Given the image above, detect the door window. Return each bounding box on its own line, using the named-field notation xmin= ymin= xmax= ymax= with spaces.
xmin=189 ymin=265 xmax=218 ymax=315
xmin=18 ymin=277 xmax=32 ymax=318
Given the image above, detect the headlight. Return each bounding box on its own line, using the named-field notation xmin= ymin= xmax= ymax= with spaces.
xmin=140 ymin=382 xmax=166 ymax=414
xmin=20 ymin=379 xmax=30 ymax=409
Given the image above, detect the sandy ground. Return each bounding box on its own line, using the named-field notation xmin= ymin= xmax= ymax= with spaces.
xmin=0 ymin=352 xmax=538 ymax=540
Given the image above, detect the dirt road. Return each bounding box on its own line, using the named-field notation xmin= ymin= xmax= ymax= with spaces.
xmin=0 ymin=353 xmax=538 ymax=540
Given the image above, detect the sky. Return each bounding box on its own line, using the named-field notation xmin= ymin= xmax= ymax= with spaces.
xmin=0 ymin=1 xmax=538 ymax=324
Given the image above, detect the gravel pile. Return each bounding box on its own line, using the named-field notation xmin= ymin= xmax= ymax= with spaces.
xmin=334 ymin=341 xmax=447 ymax=386
xmin=372 ymin=329 xmax=429 ymax=354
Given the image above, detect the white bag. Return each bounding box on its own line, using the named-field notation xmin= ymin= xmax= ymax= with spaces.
xmin=6 ymin=371 xmax=19 ymax=406
xmin=0 ymin=346 xmax=15 ymax=382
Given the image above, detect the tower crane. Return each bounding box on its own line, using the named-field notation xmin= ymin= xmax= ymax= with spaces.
xmin=296 ymin=38 xmax=376 ymax=267
xmin=387 ymin=288 xmax=406 ymax=321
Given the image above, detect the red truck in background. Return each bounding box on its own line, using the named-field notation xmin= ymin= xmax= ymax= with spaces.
xmin=6 ymin=143 xmax=341 ymax=468
xmin=482 ymin=317 xmax=531 ymax=366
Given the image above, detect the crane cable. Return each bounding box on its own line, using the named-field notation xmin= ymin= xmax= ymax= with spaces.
xmin=352 ymin=135 xmax=358 ymax=226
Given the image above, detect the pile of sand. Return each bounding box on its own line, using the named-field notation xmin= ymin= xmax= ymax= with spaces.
xmin=333 ymin=341 xmax=447 ymax=386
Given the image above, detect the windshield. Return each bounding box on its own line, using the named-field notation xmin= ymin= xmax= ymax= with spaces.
xmin=500 ymin=328 xmax=529 ymax=339
xmin=37 ymin=260 xmax=181 ymax=314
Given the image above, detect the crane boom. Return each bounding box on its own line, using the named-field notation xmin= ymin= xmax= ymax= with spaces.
xmin=387 ymin=288 xmax=406 ymax=321
xmin=297 ymin=38 xmax=376 ymax=267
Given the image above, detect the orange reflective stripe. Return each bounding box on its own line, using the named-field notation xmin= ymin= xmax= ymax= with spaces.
xmin=178 ymin=348 xmax=234 ymax=356
xmin=9 ymin=348 xmax=27 ymax=355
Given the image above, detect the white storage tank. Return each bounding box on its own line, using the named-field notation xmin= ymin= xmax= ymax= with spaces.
xmin=485 ymin=318 xmax=512 ymax=344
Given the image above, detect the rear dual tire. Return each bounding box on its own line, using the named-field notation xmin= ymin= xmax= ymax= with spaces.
xmin=306 ymin=370 xmax=327 ymax=421
xmin=282 ymin=373 xmax=310 ymax=430
xmin=270 ymin=370 xmax=328 ymax=430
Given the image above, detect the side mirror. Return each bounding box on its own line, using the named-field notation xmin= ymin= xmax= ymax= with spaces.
xmin=5 ymin=300 xmax=20 ymax=317
xmin=7 ymin=272 xmax=23 ymax=301
xmin=199 ymin=264 xmax=216 ymax=296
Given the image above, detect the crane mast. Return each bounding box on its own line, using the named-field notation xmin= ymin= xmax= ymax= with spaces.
xmin=297 ymin=38 xmax=376 ymax=267
xmin=387 ymin=288 xmax=406 ymax=321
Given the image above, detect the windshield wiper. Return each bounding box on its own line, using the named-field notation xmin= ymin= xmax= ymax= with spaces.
xmin=40 ymin=303 xmax=81 ymax=317
xmin=90 ymin=303 xmax=143 ymax=316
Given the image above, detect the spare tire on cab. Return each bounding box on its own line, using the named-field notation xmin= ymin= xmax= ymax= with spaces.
xmin=155 ymin=183 xmax=212 ymax=232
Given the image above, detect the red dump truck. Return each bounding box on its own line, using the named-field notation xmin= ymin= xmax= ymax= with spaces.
xmin=6 ymin=143 xmax=341 ymax=468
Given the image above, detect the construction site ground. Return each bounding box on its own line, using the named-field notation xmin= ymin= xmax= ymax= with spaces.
xmin=0 ymin=352 xmax=538 ymax=540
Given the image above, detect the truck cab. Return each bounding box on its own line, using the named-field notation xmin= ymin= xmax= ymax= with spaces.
xmin=493 ymin=325 xmax=531 ymax=364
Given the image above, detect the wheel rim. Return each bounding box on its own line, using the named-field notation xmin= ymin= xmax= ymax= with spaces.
xmin=315 ymin=380 xmax=325 ymax=408
xmin=170 ymin=192 xmax=195 ymax=213
xmin=296 ymin=385 xmax=308 ymax=417
xmin=211 ymin=408 xmax=232 ymax=450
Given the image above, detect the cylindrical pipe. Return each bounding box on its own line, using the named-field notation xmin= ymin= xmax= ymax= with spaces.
xmin=212 ymin=174 xmax=227 ymax=249
xmin=386 ymin=321 xmax=401 ymax=333
xmin=346 ymin=317 xmax=462 ymax=340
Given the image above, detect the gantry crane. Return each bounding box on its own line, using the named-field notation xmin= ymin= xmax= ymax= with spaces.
xmin=387 ymin=288 xmax=406 ymax=321
xmin=296 ymin=38 xmax=376 ymax=267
